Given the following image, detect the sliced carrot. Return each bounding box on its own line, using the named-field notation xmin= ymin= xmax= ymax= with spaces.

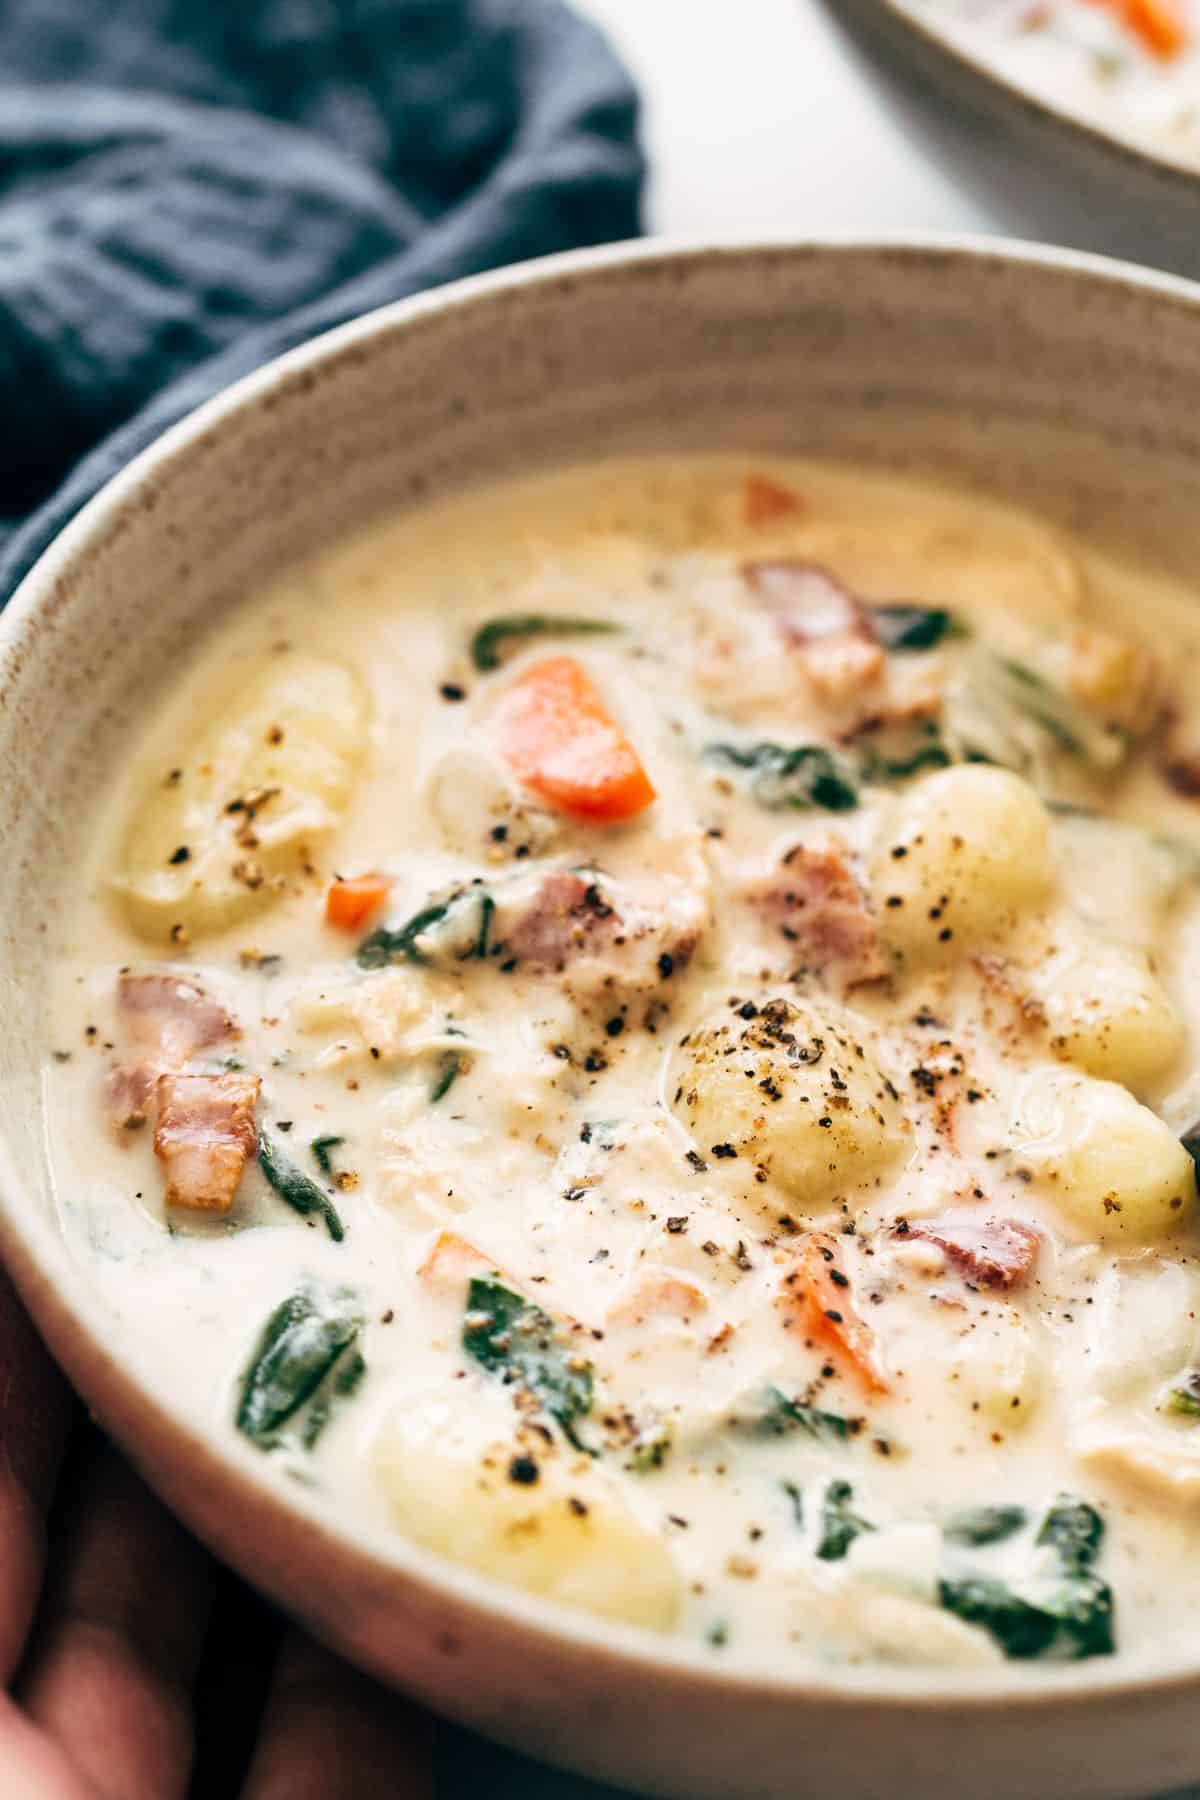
xmin=608 ymin=1271 xmax=709 ymax=1329
xmin=743 ymin=474 xmax=803 ymax=527
xmin=495 ymin=655 xmax=656 ymax=822
xmin=418 ymin=1229 xmax=496 ymax=1296
xmin=786 ymin=1232 xmax=889 ymax=1396
xmin=1121 ymin=0 xmax=1188 ymax=55
xmin=325 ymin=874 xmax=392 ymax=932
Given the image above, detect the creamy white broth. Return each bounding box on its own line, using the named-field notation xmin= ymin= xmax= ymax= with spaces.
xmin=44 ymin=456 xmax=1200 ymax=1670
xmin=913 ymin=0 xmax=1200 ymax=167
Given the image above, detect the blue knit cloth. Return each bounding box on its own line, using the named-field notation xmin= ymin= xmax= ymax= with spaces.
xmin=0 ymin=0 xmax=643 ymax=598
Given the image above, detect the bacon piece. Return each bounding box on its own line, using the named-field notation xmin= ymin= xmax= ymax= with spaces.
xmin=784 ymin=1233 xmax=889 ymax=1396
xmin=501 ymin=871 xmax=621 ymax=973
xmin=744 ymin=561 xmax=875 ymax=646
xmin=117 ymin=972 xmax=236 ymax=1062
xmin=104 ymin=1064 xmax=157 ymax=1133
xmin=742 ymin=839 xmax=887 ymax=985
xmin=153 ymin=1071 xmax=260 ymax=1213
xmin=105 ymin=973 xmax=238 ymax=1138
xmin=499 ymin=867 xmax=705 ymax=988
xmin=743 ymin=561 xmax=888 ymax=711
xmin=897 ymin=1217 xmax=1040 ymax=1291
xmin=743 ymin=476 xmax=803 ymax=527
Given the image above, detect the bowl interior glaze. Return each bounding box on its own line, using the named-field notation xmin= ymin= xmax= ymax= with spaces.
xmin=6 ymin=240 xmax=1200 ymax=1799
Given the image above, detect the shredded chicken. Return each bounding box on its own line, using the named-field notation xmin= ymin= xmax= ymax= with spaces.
xmin=153 ymin=1071 xmax=261 ymax=1213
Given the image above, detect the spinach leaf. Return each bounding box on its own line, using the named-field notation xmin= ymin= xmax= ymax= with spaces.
xmin=1164 ymin=1371 xmax=1200 ymax=1418
xmin=260 ymin=1131 xmax=345 ymax=1242
xmin=859 ymin=738 xmax=952 ymax=783
xmin=943 ymin=1505 xmax=1028 ymax=1547
xmin=470 ymin=613 xmax=618 ymax=672
xmin=357 ymin=886 xmax=493 ymax=971
xmin=1035 ymin=1494 xmax=1104 ymax=1569
xmin=815 ymin=1479 xmax=875 ymax=1562
xmin=706 ymin=742 xmax=859 ymax=813
xmin=430 ymin=1052 xmax=461 ymax=1102
xmin=939 ymin=1570 xmax=1114 ymax=1661
xmin=940 ymin=1491 xmax=1113 ymax=1660
xmin=783 ymin=1477 xmax=875 ymax=1559
xmin=991 ymin=658 xmax=1126 ymax=770
xmin=301 ymin=1347 xmax=367 ymax=1449
xmin=463 ymin=1276 xmax=594 ymax=1452
xmin=310 ymin=1135 xmax=344 ymax=1177
xmin=871 ymin=605 xmax=963 ymax=652
xmin=237 ymin=1286 xmax=363 ymax=1449
xmin=749 ymin=1386 xmax=858 ymax=1443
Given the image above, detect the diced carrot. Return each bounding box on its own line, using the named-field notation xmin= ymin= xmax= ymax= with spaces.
xmin=1122 ymin=0 xmax=1188 ymax=55
xmin=418 ymin=1229 xmax=496 ymax=1295
xmin=743 ymin=474 xmax=803 ymax=527
xmin=786 ymin=1233 xmax=889 ymax=1396
xmin=608 ymin=1271 xmax=709 ymax=1328
xmin=325 ymin=874 xmax=392 ymax=932
xmin=495 ymin=655 xmax=656 ymax=822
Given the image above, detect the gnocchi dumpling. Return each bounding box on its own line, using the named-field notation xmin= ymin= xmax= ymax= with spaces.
xmin=1010 ymin=1068 xmax=1195 ymax=1243
xmin=668 ymin=996 xmax=908 ymax=1213
xmin=949 ymin=1308 xmax=1042 ymax=1429
xmin=117 ymin=653 xmax=367 ymax=940
xmin=870 ymin=765 xmax=1053 ymax=964
xmin=1032 ymin=933 xmax=1183 ymax=1091
xmin=375 ymin=1400 xmax=681 ymax=1631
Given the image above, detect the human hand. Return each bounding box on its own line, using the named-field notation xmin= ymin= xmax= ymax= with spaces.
xmin=0 ymin=1264 xmax=435 ymax=1798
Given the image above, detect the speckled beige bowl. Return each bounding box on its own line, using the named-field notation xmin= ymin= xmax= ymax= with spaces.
xmin=6 ymin=239 xmax=1200 ymax=1800
xmin=832 ymin=0 xmax=1200 ymax=280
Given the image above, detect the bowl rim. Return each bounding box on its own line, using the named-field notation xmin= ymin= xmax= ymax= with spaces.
xmin=9 ymin=229 xmax=1200 ymax=1711
xmin=836 ymin=0 xmax=1200 ymax=189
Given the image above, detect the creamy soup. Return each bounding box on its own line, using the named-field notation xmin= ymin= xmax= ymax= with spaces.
xmin=45 ymin=457 xmax=1200 ymax=1671
xmin=916 ymin=0 xmax=1200 ymax=166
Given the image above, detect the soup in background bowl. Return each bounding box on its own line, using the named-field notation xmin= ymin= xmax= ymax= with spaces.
xmin=7 ymin=239 xmax=1200 ymax=1799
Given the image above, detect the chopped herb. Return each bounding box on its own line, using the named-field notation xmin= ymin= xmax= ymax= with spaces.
xmin=463 ymin=1276 xmax=595 ymax=1453
xmin=357 ymin=886 xmax=494 ymax=971
xmin=470 ymin=613 xmax=619 ymax=672
xmin=746 ymin=1386 xmax=857 ymax=1443
xmin=1181 ymin=1123 xmax=1200 ymax=1171
xmin=706 ymin=1620 xmax=730 ymax=1649
xmin=236 ymin=1286 xmax=364 ymax=1449
xmin=871 ymin=605 xmax=963 ymax=652
xmin=430 ymin=1052 xmax=461 ymax=1102
xmin=260 ymin=1131 xmax=346 ymax=1242
xmin=944 ymin=1504 xmax=1028 ymax=1547
xmin=706 ymin=741 xmax=858 ymax=813
xmin=310 ymin=1135 xmax=345 ymax=1177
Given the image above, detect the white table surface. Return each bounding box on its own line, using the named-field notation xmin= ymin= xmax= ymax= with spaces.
xmin=439 ymin=5 xmax=1198 ymax=1793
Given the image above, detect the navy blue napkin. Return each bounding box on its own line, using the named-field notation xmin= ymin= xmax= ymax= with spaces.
xmin=0 ymin=0 xmax=643 ymax=599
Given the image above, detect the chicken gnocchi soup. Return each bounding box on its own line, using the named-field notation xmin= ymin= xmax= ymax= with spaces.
xmin=47 ymin=458 xmax=1200 ymax=1669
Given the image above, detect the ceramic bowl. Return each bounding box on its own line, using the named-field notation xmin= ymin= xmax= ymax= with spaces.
xmin=830 ymin=0 xmax=1200 ymax=281
xmin=6 ymin=238 xmax=1200 ymax=1800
